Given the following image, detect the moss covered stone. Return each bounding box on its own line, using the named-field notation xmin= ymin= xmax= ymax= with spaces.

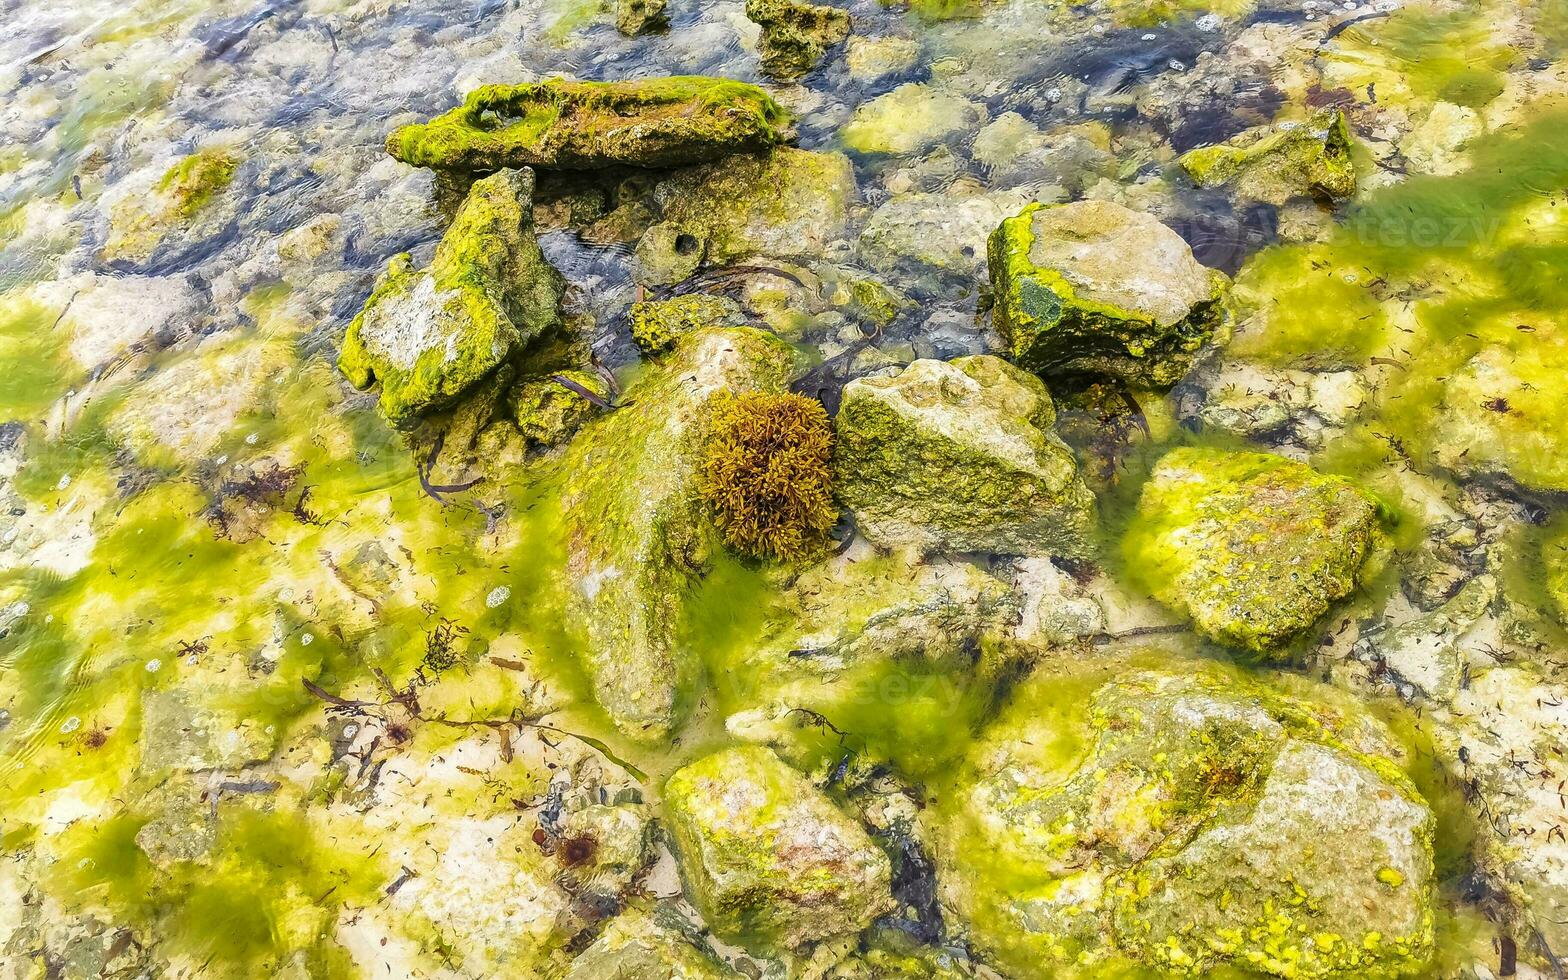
xmin=833 ymin=355 xmax=1095 ymax=557
xmin=647 ymin=147 xmax=857 ymax=264
xmin=988 ymin=200 xmax=1230 ymax=387
xmin=1426 ymin=338 xmax=1568 ymax=494
xmin=508 ymin=370 xmax=607 ymax=446
xmin=628 ymin=294 xmax=746 ymax=355
xmin=932 ymin=659 xmax=1435 ymax=979
xmin=745 ymin=0 xmax=851 ymax=81
xmin=1122 ymin=447 xmax=1382 ymax=652
xmin=664 ymin=746 xmax=896 ymax=949
xmin=1548 ymin=525 xmax=1568 ymax=626
xmin=1179 ymin=110 xmax=1357 ymax=206
xmin=386 ymin=77 xmax=791 ymax=175
xmin=102 ymin=148 xmax=241 ymax=263
xmin=561 ymin=328 xmax=795 ymax=740
xmin=615 ymin=0 xmax=668 ymax=35
xmin=839 ymin=83 xmax=987 ymax=157
xmin=338 ymin=168 xmax=564 ymax=426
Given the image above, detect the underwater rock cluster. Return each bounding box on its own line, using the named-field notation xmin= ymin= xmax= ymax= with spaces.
xmin=7 ymin=0 xmax=1568 ymax=976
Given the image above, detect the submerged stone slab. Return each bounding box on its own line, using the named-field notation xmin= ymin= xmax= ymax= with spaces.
xmin=387 ymin=77 xmax=792 ymax=174
xmin=338 ymin=168 xmax=564 ymax=426
xmin=1122 ymin=447 xmax=1382 ymax=652
xmin=647 ymin=147 xmax=857 ymax=264
xmin=1179 ymin=109 xmax=1357 ymax=206
xmin=834 ymin=355 xmax=1096 ymax=557
xmin=561 ymin=328 xmax=795 ymax=741
xmin=564 ymin=908 xmax=736 ymax=979
xmin=988 ymin=200 xmax=1229 ymax=387
xmin=932 ymin=661 xmax=1435 ymax=980
xmin=745 ymin=0 xmax=850 ymax=81
xmin=664 ymin=746 xmax=896 ymax=949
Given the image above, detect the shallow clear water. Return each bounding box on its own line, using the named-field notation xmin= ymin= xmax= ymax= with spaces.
xmin=2 ymin=0 xmax=1566 ymax=975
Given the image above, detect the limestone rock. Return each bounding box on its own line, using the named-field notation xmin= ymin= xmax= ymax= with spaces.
xmin=664 ymin=746 xmax=896 ymax=948
xmin=1179 ymin=109 xmax=1357 ymax=206
xmin=845 ymin=35 xmax=920 ymax=83
xmin=840 ymin=83 xmax=988 ymax=157
xmin=628 ymin=294 xmax=747 ymax=355
xmin=508 ymin=370 xmax=607 ymax=447
xmin=1365 ymin=575 xmax=1495 ymax=702
xmin=834 ymin=355 xmax=1095 ymax=557
xmin=615 ymin=0 xmax=668 ymax=35
xmin=561 ymin=328 xmax=795 ymax=740
xmin=932 ymin=661 xmax=1435 ymax=979
xmin=387 ymin=77 xmax=791 ymax=174
xmin=1122 ymin=447 xmax=1382 ymax=652
xmin=988 ymin=200 xmax=1230 ymax=387
xmin=139 ymin=688 xmax=278 ymax=774
xmin=647 ymin=147 xmax=857 ymax=265
xmin=859 ymin=189 xmax=1031 ymax=290
xmin=338 ymin=168 xmax=564 ymax=426
xmin=745 ymin=0 xmax=850 ymax=81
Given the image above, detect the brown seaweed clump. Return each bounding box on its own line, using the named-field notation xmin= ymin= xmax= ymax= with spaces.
xmin=697 ymin=392 xmax=836 ymax=561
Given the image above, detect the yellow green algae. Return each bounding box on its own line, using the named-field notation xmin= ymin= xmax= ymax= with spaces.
xmin=386 ymin=77 xmax=793 ymax=174
xmin=102 ymin=148 xmax=242 ymax=264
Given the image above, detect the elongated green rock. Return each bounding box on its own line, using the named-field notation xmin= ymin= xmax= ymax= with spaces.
xmin=338 ymin=168 xmax=564 ymax=426
xmin=1122 ymin=447 xmax=1382 ymax=652
xmin=988 ymin=200 xmax=1229 ymax=387
xmin=1179 ymin=109 xmax=1357 ymax=206
xmin=561 ymin=328 xmax=795 ymax=741
xmin=833 ymin=355 xmax=1096 ymax=556
xmin=664 ymin=747 xmax=896 ymax=949
xmin=387 ymin=77 xmax=792 ymax=174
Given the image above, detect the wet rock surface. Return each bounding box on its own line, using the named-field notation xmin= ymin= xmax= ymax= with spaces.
xmin=1123 ymin=447 xmax=1382 ymax=653
xmin=834 ymin=355 xmax=1096 ymax=557
xmin=2 ymin=0 xmax=1566 ymax=977
xmin=989 ymin=200 xmax=1231 ymax=387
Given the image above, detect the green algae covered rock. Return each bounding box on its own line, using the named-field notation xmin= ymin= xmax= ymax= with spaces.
xmin=102 ymin=147 xmax=241 ymax=264
xmin=664 ymin=746 xmax=896 ymax=949
xmin=564 ymin=908 xmax=736 ymax=978
xmin=745 ymin=0 xmax=851 ymax=81
xmin=988 ymin=200 xmax=1230 ymax=387
xmin=387 ymin=77 xmax=791 ymax=174
xmin=1426 ymin=340 xmax=1568 ymax=494
xmin=931 ymin=660 xmax=1435 ymax=980
xmin=725 ymin=552 xmax=1023 ymax=775
xmin=338 ymin=168 xmax=564 ymax=426
xmin=615 ymin=0 xmax=668 ymax=35
xmin=1123 ymin=447 xmax=1382 ymax=652
xmin=648 ymin=147 xmax=857 ymax=264
xmin=561 ymin=328 xmax=795 ymax=740
xmin=833 ymin=355 xmax=1095 ymax=557
xmin=1548 ymin=525 xmax=1568 ymax=626
xmin=839 ymin=83 xmax=987 ymax=157
xmin=1179 ymin=110 xmax=1357 ymax=206
xmin=628 ymin=294 xmax=746 ymax=355
xmin=508 ymin=370 xmax=608 ymax=446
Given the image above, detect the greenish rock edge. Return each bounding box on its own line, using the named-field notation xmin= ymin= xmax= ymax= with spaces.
xmin=338 ymin=167 xmax=564 ymax=426
xmin=386 ymin=77 xmax=793 ymax=174
xmin=1179 ymin=109 xmax=1358 ymax=206
xmin=934 ymin=662 xmax=1436 ymax=980
xmin=988 ymin=200 xmax=1231 ymax=388
xmin=560 ymin=327 xmax=796 ymax=741
xmin=1123 ymin=447 xmax=1383 ymax=652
